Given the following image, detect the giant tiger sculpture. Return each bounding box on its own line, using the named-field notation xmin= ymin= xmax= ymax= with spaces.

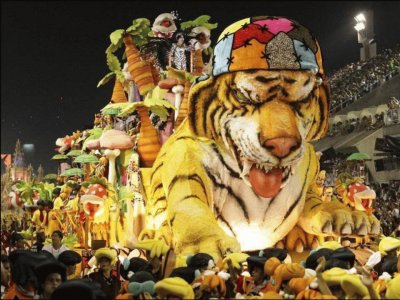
xmin=143 ymin=16 xmax=379 ymax=259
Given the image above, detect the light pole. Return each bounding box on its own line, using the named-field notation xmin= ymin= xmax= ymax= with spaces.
xmin=354 ymin=10 xmax=376 ymax=61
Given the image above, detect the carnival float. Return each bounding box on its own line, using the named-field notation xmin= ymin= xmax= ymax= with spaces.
xmin=1 ymin=13 xmax=383 ymax=269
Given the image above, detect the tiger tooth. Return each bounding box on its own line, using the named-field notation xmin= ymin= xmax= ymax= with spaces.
xmin=241 ymin=161 xmax=253 ymax=178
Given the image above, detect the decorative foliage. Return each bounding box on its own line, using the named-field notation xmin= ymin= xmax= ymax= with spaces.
xmin=35 ymin=182 xmax=55 ymax=201
xmin=143 ymin=86 xmax=176 ymax=121
xmin=60 ymin=168 xmax=84 ymax=177
xmin=82 ymin=127 xmax=103 ymax=151
xmin=74 ymin=154 xmax=99 ymax=164
xmin=15 ymin=180 xmax=37 ymax=205
xmin=105 ymin=44 xmax=125 ymax=84
xmin=43 ymin=173 xmax=58 ymax=180
xmin=62 ymin=233 xmax=79 ymax=249
xmin=166 ymin=66 xmax=198 ymax=83
xmin=97 ymin=72 xmax=115 ymax=88
xmin=51 ymin=154 xmax=68 ymax=160
xmin=110 ymin=29 xmax=125 ymax=47
xmin=180 ymin=15 xmax=218 ymax=30
xmin=126 ymin=18 xmax=152 ymax=47
xmin=66 ymin=149 xmax=83 ymax=157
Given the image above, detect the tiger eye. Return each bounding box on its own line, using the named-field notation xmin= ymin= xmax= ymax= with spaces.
xmin=233 ymin=88 xmax=248 ymax=102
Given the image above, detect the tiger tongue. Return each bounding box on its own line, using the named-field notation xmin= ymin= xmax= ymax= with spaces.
xmin=249 ymin=166 xmax=283 ymax=198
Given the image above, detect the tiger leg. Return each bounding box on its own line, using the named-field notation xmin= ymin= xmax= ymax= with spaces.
xmin=168 ymin=195 xmax=240 ymax=260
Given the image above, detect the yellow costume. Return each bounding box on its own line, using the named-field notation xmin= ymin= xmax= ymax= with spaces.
xmin=31 ymin=209 xmax=47 ymax=230
xmin=53 ymin=196 xmax=64 ymax=210
xmin=44 ymin=200 xmax=65 ymax=236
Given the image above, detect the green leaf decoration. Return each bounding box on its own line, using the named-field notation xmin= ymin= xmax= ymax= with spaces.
xmin=101 ymin=102 xmax=132 ymax=116
xmin=118 ymin=186 xmax=134 ymax=203
xmin=104 ymin=124 xmax=113 ymax=131
xmin=142 ymin=86 xmax=176 ymax=121
xmin=180 ymin=15 xmax=218 ymax=30
xmin=115 ymin=70 xmax=125 ymax=84
xmin=44 ymin=173 xmax=58 ymax=180
xmin=66 ymin=149 xmax=83 ymax=157
xmin=107 ymin=51 xmax=122 ymax=74
xmin=74 ymin=154 xmax=99 ymax=164
xmin=126 ymin=18 xmax=151 ymax=47
xmin=51 ymin=154 xmax=68 ymax=160
xmin=119 ymin=149 xmax=134 ymax=168
xmin=35 ymin=182 xmax=55 ymax=201
xmin=19 ymin=228 xmax=34 ymax=239
xmin=106 ymin=43 xmax=119 ymax=55
xmin=102 ymin=107 xmax=122 ymax=115
xmin=88 ymin=127 xmax=103 ymax=136
xmin=62 ymin=233 xmax=78 ymax=249
xmin=16 ymin=180 xmax=37 ymax=204
xmin=87 ymin=176 xmax=108 ymax=188
xmin=117 ymin=102 xmax=142 ymax=117
xmin=166 ymin=66 xmax=197 ymax=83
xmin=110 ymin=29 xmax=125 ymax=46
xmin=60 ymin=168 xmax=84 ymax=177
xmin=148 ymin=106 xmax=169 ymax=121
xmin=97 ymin=72 xmax=115 ymax=88
xmin=82 ymin=128 xmax=103 ymax=151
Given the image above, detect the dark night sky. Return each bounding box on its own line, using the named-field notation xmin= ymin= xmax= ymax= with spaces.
xmin=1 ymin=1 xmax=400 ymax=174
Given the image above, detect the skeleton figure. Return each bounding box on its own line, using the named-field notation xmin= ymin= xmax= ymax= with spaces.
xmin=169 ymin=32 xmax=191 ymax=71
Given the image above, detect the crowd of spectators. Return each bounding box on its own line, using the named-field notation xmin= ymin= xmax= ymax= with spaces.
xmin=327 ymin=45 xmax=400 ymax=113
xmin=1 ymin=230 xmax=400 ymax=299
xmin=371 ymin=180 xmax=400 ymax=237
xmin=327 ymin=97 xmax=400 ymax=137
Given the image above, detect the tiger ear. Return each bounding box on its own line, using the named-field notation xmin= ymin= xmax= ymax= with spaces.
xmin=306 ymin=81 xmax=330 ymax=141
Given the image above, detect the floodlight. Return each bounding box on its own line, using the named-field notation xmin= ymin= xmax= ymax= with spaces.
xmin=354 ymin=22 xmax=365 ymax=32
xmin=354 ymin=13 xmax=366 ymax=23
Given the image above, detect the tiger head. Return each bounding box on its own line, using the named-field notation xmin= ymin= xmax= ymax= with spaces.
xmin=188 ymin=16 xmax=330 ymax=199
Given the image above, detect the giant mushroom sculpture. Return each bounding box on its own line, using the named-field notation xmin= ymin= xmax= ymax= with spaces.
xmin=99 ymin=129 xmax=134 ymax=185
xmin=51 ymin=154 xmax=69 ymax=176
xmin=80 ymin=183 xmax=108 ymax=249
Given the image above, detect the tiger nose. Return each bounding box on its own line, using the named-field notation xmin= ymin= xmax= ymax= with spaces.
xmin=264 ymin=137 xmax=300 ymax=158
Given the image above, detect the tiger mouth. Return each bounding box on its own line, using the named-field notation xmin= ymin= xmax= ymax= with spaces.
xmin=231 ymin=143 xmax=295 ymax=199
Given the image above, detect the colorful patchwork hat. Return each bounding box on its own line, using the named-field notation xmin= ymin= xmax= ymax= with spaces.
xmin=212 ymin=16 xmax=324 ymax=77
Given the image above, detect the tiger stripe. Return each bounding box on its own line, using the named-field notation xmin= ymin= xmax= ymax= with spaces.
xmin=167 ymin=174 xmax=208 ymax=205
xmin=205 ymin=168 xmax=250 ymax=222
xmin=273 ymin=148 xmax=312 ymax=232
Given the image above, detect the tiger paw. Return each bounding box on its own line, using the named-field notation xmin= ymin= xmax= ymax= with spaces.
xmin=135 ymin=239 xmax=170 ymax=258
xmin=368 ymin=214 xmax=380 ymax=235
xmin=176 ymin=233 xmax=241 ymax=261
xmin=280 ymin=225 xmax=320 ymax=253
xmin=298 ymin=202 xmax=355 ymax=236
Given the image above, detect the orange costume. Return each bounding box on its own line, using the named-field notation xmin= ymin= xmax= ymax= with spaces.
xmin=3 ymin=283 xmax=35 ymax=300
